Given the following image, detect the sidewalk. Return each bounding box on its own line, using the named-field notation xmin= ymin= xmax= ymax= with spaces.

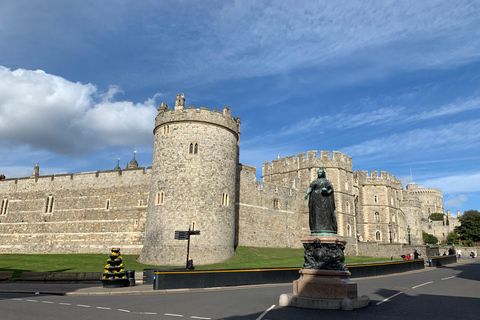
xmin=0 ymin=258 xmax=476 ymax=296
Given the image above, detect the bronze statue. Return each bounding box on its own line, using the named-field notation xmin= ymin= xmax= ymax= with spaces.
xmin=304 ymin=168 xmax=338 ymax=235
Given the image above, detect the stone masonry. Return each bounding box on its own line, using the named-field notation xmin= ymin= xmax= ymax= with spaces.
xmin=0 ymin=94 xmax=457 ymax=264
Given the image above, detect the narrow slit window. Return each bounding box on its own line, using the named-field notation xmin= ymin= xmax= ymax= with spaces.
xmin=189 ymin=143 xmax=194 ymax=154
xmin=221 ymin=193 xmax=229 ymax=206
xmin=376 ymin=231 xmax=381 ymax=241
xmin=0 ymin=199 xmax=8 ymax=215
xmin=106 ymin=199 xmax=110 ymax=210
xmin=156 ymin=191 xmax=165 ymax=205
xmin=194 ymin=143 xmax=198 ymax=154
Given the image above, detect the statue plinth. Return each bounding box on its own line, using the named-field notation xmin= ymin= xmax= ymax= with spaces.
xmin=279 ymin=235 xmax=370 ymax=310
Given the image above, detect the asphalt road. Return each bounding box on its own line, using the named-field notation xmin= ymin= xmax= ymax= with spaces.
xmin=1 ymin=259 xmax=479 ymax=320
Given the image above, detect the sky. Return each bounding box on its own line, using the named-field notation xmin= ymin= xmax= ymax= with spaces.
xmin=1 ymin=1 xmax=479 ymax=216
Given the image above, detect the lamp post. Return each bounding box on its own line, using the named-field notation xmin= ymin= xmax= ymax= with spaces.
xmin=407 ymin=226 xmax=411 ymax=245
xmin=388 ymin=222 xmax=392 ymax=243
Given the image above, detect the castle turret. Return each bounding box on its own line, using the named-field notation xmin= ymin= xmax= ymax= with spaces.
xmin=138 ymin=94 xmax=241 ymax=265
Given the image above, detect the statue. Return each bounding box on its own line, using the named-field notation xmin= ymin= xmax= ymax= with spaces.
xmin=304 ymin=168 xmax=338 ymax=235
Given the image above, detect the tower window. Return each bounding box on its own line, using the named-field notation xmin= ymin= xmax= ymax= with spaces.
xmin=106 ymin=199 xmax=110 ymax=210
xmin=138 ymin=200 xmax=143 ymax=207
xmin=374 ymin=212 xmax=380 ymax=221
xmin=188 ymin=143 xmax=199 ymax=155
xmin=221 ymin=193 xmax=229 ymax=206
xmin=155 ymin=191 xmax=165 ymax=205
xmin=162 ymin=125 xmax=170 ymax=134
xmin=347 ymin=224 xmax=352 ymax=237
xmin=374 ymin=195 xmax=378 ymax=203
xmin=345 ymin=202 xmax=350 ymax=213
xmin=376 ymin=231 xmax=381 ymax=241
xmin=273 ymin=198 xmax=279 ymax=209
xmin=44 ymin=196 xmax=54 ymax=214
xmin=0 ymin=199 xmax=8 ymax=215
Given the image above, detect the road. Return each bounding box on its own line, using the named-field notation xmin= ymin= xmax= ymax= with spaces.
xmin=1 ymin=259 xmax=479 ymax=319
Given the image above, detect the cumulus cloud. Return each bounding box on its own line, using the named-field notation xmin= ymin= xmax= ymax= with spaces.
xmin=419 ymin=172 xmax=480 ymax=194
xmin=444 ymin=194 xmax=469 ymax=208
xmin=0 ymin=66 xmax=159 ymax=155
xmin=341 ymin=119 xmax=480 ymax=157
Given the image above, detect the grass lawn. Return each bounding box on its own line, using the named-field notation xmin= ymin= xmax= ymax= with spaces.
xmin=0 ymin=246 xmax=396 ymax=277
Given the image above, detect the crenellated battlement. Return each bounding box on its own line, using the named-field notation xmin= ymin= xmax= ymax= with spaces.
xmin=154 ymin=94 xmax=241 ymax=138
xmin=262 ymin=150 xmax=352 ymax=177
xmin=0 ymin=167 xmax=152 ymax=193
xmin=406 ymin=184 xmax=443 ymax=197
xmin=354 ymin=170 xmax=402 ymax=188
xmin=238 ymin=163 xmax=296 ymax=197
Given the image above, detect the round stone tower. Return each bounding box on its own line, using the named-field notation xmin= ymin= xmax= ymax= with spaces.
xmin=138 ymin=94 xmax=241 ymax=266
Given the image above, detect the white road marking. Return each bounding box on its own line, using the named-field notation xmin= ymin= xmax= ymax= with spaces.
xmin=256 ymin=305 xmax=275 ymax=320
xmin=118 ymin=309 xmax=131 ymax=313
xmin=96 ymin=307 xmax=111 ymax=310
xmin=12 ymin=298 xmax=23 ymax=301
xmin=191 ymin=316 xmax=211 ymax=319
xmin=25 ymin=299 xmax=37 ymax=302
xmin=376 ymin=292 xmax=403 ymax=305
xmin=165 ymin=313 xmax=184 ymax=317
xmin=441 ymin=276 xmax=456 ymax=280
xmin=42 ymin=301 xmax=55 ymax=304
xmin=143 ymin=312 xmax=157 ymax=315
xmin=412 ymin=281 xmax=433 ymax=289
xmin=77 ymin=304 xmax=90 ymax=307
xmin=59 ymin=303 xmax=71 ymax=306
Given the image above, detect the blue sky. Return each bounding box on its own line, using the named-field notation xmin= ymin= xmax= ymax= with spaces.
xmin=1 ymin=1 xmax=479 ymax=216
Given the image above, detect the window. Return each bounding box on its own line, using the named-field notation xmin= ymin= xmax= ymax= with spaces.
xmin=374 ymin=212 xmax=380 ymax=221
xmin=221 ymin=193 xmax=229 ymax=206
xmin=138 ymin=200 xmax=143 ymax=207
xmin=162 ymin=125 xmax=170 ymax=134
xmin=345 ymin=202 xmax=350 ymax=213
xmin=44 ymin=196 xmax=54 ymax=214
xmin=374 ymin=195 xmax=378 ymax=203
xmin=105 ymin=199 xmax=110 ymax=210
xmin=188 ymin=143 xmax=199 ymax=154
xmin=273 ymin=198 xmax=279 ymax=209
xmin=375 ymin=231 xmax=381 ymax=241
xmin=0 ymin=199 xmax=8 ymax=215
xmin=347 ymin=225 xmax=352 ymax=237
xmin=155 ymin=191 xmax=165 ymax=205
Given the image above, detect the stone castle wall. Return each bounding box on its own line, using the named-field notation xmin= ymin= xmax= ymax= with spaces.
xmin=355 ymin=170 xmax=405 ymax=244
xmin=0 ymin=97 xmax=454 ymax=262
xmin=0 ymin=168 xmax=150 ymax=254
xmin=236 ymin=164 xmax=299 ymax=248
xmin=139 ymin=98 xmax=241 ymax=266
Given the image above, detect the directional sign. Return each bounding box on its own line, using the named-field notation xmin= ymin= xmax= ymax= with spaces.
xmin=174 ymin=231 xmax=189 ymax=240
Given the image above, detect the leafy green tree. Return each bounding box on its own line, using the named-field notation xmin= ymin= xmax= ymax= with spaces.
xmin=446 ymin=231 xmax=459 ymax=244
xmin=429 ymin=213 xmax=444 ymax=221
xmin=422 ymin=231 xmax=439 ymax=245
xmin=455 ymin=210 xmax=480 ymax=242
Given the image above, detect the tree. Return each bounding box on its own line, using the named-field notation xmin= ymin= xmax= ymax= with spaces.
xmin=429 ymin=213 xmax=444 ymax=221
xmin=446 ymin=231 xmax=459 ymax=245
xmin=422 ymin=231 xmax=439 ymax=245
xmin=455 ymin=210 xmax=480 ymax=242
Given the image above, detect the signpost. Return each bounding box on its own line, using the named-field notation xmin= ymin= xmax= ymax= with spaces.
xmin=174 ymin=225 xmax=201 ymax=269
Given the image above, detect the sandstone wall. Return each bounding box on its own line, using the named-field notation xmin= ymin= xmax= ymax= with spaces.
xmin=0 ymin=168 xmax=150 ymax=254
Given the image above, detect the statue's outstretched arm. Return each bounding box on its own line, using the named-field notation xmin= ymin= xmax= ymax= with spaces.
xmin=304 ymin=187 xmax=312 ymax=207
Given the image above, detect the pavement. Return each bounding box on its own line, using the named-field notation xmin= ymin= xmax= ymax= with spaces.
xmin=0 ymin=258 xmax=475 ymax=296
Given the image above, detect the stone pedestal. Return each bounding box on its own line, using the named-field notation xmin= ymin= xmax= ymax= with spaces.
xmin=293 ymin=269 xmax=357 ymax=299
xmin=280 ymin=235 xmax=370 ymax=310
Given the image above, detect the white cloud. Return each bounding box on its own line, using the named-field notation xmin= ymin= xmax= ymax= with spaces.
xmin=0 ymin=66 xmax=159 ymax=155
xmin=419 ymin=172 xmax=480 ymax=194
xmin=342 ymin=119 xmax=480 ymax=157
xmin=444 ymin=194 xmax=469 ymax=208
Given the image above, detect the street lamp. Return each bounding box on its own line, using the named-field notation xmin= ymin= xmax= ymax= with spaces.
xmin=388 ymin=222 xmax=392 ymax=243
xmin=407 ymin=226 xmax=411 ymax=245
